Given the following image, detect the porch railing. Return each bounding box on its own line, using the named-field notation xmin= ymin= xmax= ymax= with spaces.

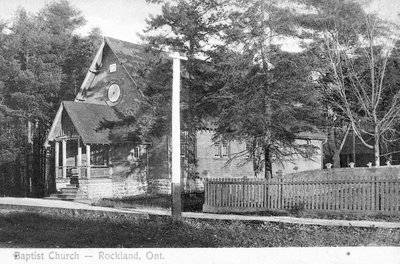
xmin=56 ymin=165 xmax=111 ymax=179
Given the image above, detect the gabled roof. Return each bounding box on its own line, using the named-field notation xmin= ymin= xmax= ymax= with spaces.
xmin=63 ymin=101 xmax=121 ymax=144
xmin=105 ymin=36 xmax=166 ymax=90
xmin=105 ymin=37 xmax=147 ymax=72
xmin=75 ymin=36 xmax=158 ymax=102
xmin=45 ymin=101 xmax=121 ymax=146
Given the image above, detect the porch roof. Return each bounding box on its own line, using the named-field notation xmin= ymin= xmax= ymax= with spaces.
xmin=45 ymin=101 xmax=121 ymax=145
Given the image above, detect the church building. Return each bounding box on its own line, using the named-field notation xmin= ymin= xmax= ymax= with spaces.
xmin=44 ymin=37 xmax=324 ymax=200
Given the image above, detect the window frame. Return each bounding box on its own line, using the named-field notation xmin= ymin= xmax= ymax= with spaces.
xmin=214 ymin=141 xmax=230 ymax=159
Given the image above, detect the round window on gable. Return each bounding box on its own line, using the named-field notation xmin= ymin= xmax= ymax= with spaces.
xmin=107 ymin=83 xmax=121 ymax=103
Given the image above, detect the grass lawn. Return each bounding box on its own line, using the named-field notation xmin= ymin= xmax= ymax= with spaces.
xmin=93 ymin=193 xmax=400 ymax=223
xmin=1 ymin=209 xmax=399 ymax=248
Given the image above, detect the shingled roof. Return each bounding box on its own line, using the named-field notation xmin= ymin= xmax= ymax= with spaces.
xmin=105 ymin=37 xmax=147 ymax=67
xmin=64 ymin=101 xmax=121 ymax=144
xmin=75 ymin=36 xmax=157 ymax=102
xmin=46 ymin=37 xmax=159 ymax=146
xmin=45 ymin=101 xmax=121 ymax=145
xmin=105 ymin=36 xmax=158 ymax=89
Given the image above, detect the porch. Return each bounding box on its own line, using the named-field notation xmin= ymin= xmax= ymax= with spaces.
xmin=54 ymin=137 xmax=111 ymax=180
xmin=51 ymin=136 xmax=113 ymax=199
xmin=44 ymin=101 xmax=122 ymax=199
xmin=45 ymin=101 xmax=150 ymax=200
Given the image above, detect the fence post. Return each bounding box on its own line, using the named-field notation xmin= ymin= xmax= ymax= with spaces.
xmin=396 ymin=173 xmax=400 ymax=212
xmin=204 ymin=168 xmax=400 ymax=215
xmin=374 ymin=174 xmax=378 ymax=212
xmin=204 ymin=179 xmax=208 ymax=207
xmin=242 ymin=177 xmax=246 ymax=207
xmin=277 ymin=170 xmax=283 ymax=209
xmin=263 ymin=177 xmax=268 ymax=209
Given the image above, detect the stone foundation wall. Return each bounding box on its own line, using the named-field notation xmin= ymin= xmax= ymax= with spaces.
xmin=70 ymin=162 xmax=203 ymax=199
xmin=61 ymin=175 xmax=203 ymax=199
xmin=148 ymin=179 xmax=171 ymax=194
xmin=78 ymin=178 xmax=113 ymax=199
xmin=147 ymin=178 xmax=204 ymax=194
xmin=112 ymin=179 xmax=147 ymax=198
xmin=76 ymin=177 xmax=147 ymax=200
xmin=110 ymin=164 xmax=147 ymax=198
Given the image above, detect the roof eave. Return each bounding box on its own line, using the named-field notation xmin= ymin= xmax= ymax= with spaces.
xmin=75 ymin=38 xmax=106 ymax=101
xmin=43 ymin=103 xmax=64 ymax=147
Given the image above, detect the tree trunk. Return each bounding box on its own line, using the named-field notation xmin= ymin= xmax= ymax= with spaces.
xmin=186 ymin=48 xmax=198 ymax=179
xmin=329 ymin=124 xmax=351 ymax=168
xmin=374 ymin=133 xmax=380 ymax=167
xmin=252 ymin=138 xmax=260 ymax=177
xmin=333 ymin=151 xmax=341 ymax=168
xmin=264 ymin=144 xmax=272 ymax=179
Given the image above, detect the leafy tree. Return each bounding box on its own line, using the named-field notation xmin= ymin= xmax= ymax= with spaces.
xmin=61 ymin=27 xmax=102 ymax=99
xmin=211 ymin=0 xmax=322 ymax=178
xmin=0 ymin=1 xmax=101 ymax=195
xmin=142 ymin=0 xmax=231 ymax=178
xmin=143 ymin=0 xmax=231 ymax=123
xmin=142 ymin=0 xmax=323 ymax=178
xmin=39 ymin=0 xmax=85 ymax=35
xmin=215 ymin=49 xmax=320 ymax=178
xmin=1 ymin=1 xmax=88 ymax=124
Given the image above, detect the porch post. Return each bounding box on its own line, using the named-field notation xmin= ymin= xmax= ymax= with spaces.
xmin=86 ymin=144 xmax=91 ymax=178
xmin=77 ymin=140 xmax=82 ymax=178
xmin=55 ymin=141 xmax=59 ymax=178
xmin=62 ymin=139 xmax=67 ymax=178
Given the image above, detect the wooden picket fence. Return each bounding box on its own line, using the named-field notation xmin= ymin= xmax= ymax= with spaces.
xmin=203 ymin=169 xmax=400 ymax=215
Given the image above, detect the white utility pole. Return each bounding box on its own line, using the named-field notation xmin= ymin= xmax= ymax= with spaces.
xmin=170 ymin=51 xmax=187 ymax=220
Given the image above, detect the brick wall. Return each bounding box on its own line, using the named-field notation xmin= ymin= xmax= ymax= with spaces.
xmin=196 ymin=130 xmax=254 ymax=178
xmin=196 ymin=131 xmax=323 ymax=178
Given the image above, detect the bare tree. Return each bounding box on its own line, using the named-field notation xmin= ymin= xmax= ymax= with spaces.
xmin=318 ymin=11 xmax=400 ymax=167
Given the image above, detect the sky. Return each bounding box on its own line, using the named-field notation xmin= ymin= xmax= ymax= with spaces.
xmin=0 ymin=0 xmax=399 ymax=45
xmin=0 ymin=0 xmax=162 ymax=43
xmin=368 ymin=0 xmax=400 ymax=22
